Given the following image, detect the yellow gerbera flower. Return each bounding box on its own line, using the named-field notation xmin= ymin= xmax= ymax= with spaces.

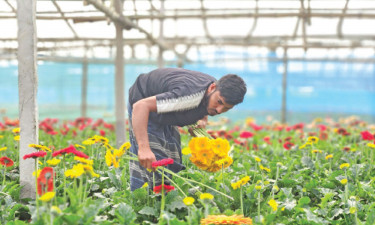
xmin=47 ymin=158 xmax=61 ymax=166
xmin=201 ymin=215 xmax=253 ymax=225
xmin=254 ymin=156 xmax=261 ymax=162
xmin=119 ymin=142 xmax=131 ymax=152
xmin=325 ymin=154 xmax=333 ymax=160
xmin=200 ymin=193 xmax=214 ymax=200
xmin=268 ymin=199 xmax=278 ymax=211
xmin=105 ymin=149 xmax=113 ymax=167
xmin=12 ymin=127 xmax=20 ymax=134
xmin=181 ymin=147 xmax=191 ymax=155
xmin=75 ymin=144 xmax=86 ymax=150
xmin=65 ymin=164 xmax=85 ymax=178
xmin=74 ymin=156 xmax=93 ymax=165
xmin=33 ymin=169 xmax=41 ymax=178
xmin=142 ymin=182 xmax=149 ymax=188
xmin=14 ymin=135 xmax=20 ymax=141
xmin=51 ymin=206 xmax=62 ymax=214
xmin=29 ymin=144 xmax=51 ymax=152
xmin=39 ymin=192 xmax=55 ymax=202
xmin=0 ymin=147 xmax=7 ymax=152
xmin=340 ymin=178 xmax=348 ymax=185
xmin=210 ymin=138 xmax=230 ymax=157
xmin=307 ymin=136 xmax=319 ymax=143
xmin=259 ymin=164 xmax=271 ymax=173
xmin=340 ymin=163 xmax=350 ymax=170
xmin=183 ymin=197 xmax=195 ymax=206
xmin=367 ymin=143 xmax=375 ymax=148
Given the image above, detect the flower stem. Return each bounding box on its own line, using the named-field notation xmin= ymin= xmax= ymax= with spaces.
xmin=34 ymin=159 xmax=39 ymax=219
xmin=257 ymin=191 xmax=261 ymax=220
xmin=162 ymin=167 xmax=234 ymax=200
xmin=240 ymin=186 xmax=244 ymax=215
xmin=2 ymin=166 xmax=5 ymax=187
xmin=62 ymin=155 xmax=67 ymax=202
xmin=160 ymin=168 xmax=165 ymax=221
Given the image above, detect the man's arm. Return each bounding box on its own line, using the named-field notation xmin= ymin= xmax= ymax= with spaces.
xmin=132 ymin=96 xmax=157 ymax=169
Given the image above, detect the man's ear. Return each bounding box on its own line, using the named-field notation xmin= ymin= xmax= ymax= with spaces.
xmin=208 ymin=83 xmax=216 ymax=93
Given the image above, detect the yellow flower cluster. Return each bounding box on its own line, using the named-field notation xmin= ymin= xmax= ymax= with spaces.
xmin=104 ymin=142 xmax=131 ymax=168
xmin=231 ymin=176 xmax=250 ymax=190
xmin=188 ymin=137 xmax=232 ymax=172
xmin=65 ymin=163 xmax=99 ymax=178
xmin=268 ymin=199 xmax=278 ymax=211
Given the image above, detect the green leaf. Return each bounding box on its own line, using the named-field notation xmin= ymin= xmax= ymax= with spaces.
xmin=66 ymin=189 xmax=78 ymax=207
xmin=166 ymin=199 xmax=186 ymax=212
xmin=5 ymin=220 xmax=29 ymax=225
xmin=319 ymin=192 xmax=335 ymax=209
xmin=107 ymin=171 xmax=121 ymax=189
xmin=365 ymin=208 xmax=375 ymax=225
xmin=138 ymin=206 xmax=157 ymax=217
xmin=169 ymin=217 xmax=186 ymax=225
xmin=304 ymin=209 xmax=328 ymax=225
xmin=301 ymin=156 xmax=314 ymax=168
xmin=284 ymin=198 xmax=297 ymax=210
xmin=62 ymin=215 xmax=81 ymax=225
xmin=6 ymin=203 xmax=25 ymax=221
xmin=298 ymin=197 xmax=311 ymax=207
xmin=115 ymin=203 xmax=136 ymax=224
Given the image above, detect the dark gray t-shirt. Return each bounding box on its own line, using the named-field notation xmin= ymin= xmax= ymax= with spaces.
xmin=129 ymin=68 xmax=216 ymax=126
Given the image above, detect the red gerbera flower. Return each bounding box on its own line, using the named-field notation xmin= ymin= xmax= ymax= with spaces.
xmin=37 ymin=167 xmax=54 ymax=196
xmin=152 ymin=158 xmax=174 ymax=168
xmin=99 ymin=130 xmax=106 ymax=136
xmin=240 ymin=131 xmax=254 ymax=139
xmin=153 ymin=184 xmax=175 ymax=194
xmin=360 ymin=131 xmax=374 ymax=141
xmin=0 ymin=156 xmax=14 ymax=167
xmin=23 ymin=151 xmax=47 ymax=160
xmin=283 ymin=142 xmax=294 ymax=150
xmin=250 ymin=123 xmax=263 ymax=131
xmin=263 ymin=136 xmax=271 ymax=145
xmin=52 ymin=145 xmax=89 ymax=159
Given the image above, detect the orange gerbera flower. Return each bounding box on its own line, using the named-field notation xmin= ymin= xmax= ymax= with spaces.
xmin=201 ymin=214 xmax=253 ymax=225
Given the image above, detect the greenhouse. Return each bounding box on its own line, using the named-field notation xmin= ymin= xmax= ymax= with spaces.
xmin=0 ymin=0 xmax=375 ymax=224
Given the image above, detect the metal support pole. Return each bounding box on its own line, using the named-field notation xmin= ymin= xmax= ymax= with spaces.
xmin=114 ymin=0 xmax=126 ymax=148
xmin=17 ymin=0 xmax=38 ymax=199
xmin=281 ymin=47 xmax=288 ymax=124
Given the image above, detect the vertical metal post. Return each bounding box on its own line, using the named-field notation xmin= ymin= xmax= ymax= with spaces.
xmin=17 ymin=0 xmax=38 ymax=199
xmin=114 ymin=0 xmax=126 ymax=148
xmin=281 ymin=47 xmax=288 ymax=124
xmin=81 ymin=48 xmax=88 ymax=118
xmin=158 ymin=0 xmax=165 ymax=68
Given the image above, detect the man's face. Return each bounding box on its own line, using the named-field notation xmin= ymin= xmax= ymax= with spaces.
xmin=206 ymin=84 xmax=234 ymax=116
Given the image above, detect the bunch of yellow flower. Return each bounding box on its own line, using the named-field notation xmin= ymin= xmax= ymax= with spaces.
xmin=231 ymin=176 xmax=250 ymax=190
xmin=105 ymin=142 xmax=131 ymax=168
xmin=188 ymin=137 xmax=232 ymax=172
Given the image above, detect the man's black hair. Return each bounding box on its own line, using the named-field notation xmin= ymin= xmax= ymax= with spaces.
xmin=217 ymin=74 xmax=247 ymax=105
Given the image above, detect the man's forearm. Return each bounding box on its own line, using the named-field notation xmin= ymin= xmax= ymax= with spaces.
xmin=132 ymin=101 xmax=151 ymax=150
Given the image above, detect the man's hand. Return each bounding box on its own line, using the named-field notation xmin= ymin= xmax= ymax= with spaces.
xmin=138 ymin=148 xmax=157 ymax=170
xmin=197 ymin=116 xmax=208 ymax=128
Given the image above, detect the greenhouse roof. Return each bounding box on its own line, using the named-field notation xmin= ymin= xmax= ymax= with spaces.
xmin=1 ymin=0 xmax=375 ymax=62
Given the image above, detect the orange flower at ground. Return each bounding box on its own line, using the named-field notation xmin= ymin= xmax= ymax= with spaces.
xmin=201 ymin=215 xmax=253 ymax=225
